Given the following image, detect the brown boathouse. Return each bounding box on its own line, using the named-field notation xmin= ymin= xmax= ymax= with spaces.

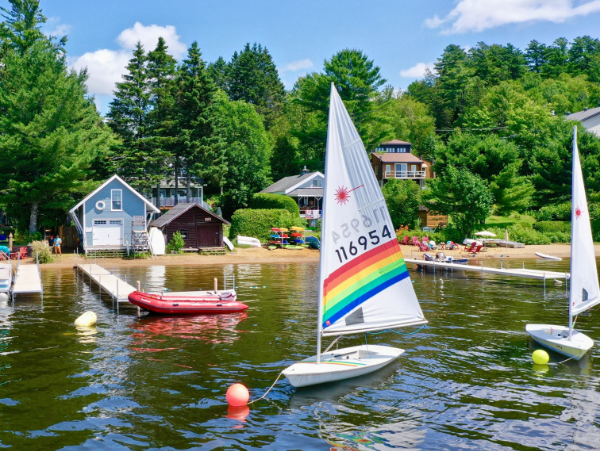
xmin=151 ymin=203 xmax=229 ymax=250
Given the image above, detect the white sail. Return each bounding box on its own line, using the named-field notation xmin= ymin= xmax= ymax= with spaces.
xmin=570 ymin=126 xmax=600 ymax=316
xmin=318 ymin=85 xmax=426 ymax=337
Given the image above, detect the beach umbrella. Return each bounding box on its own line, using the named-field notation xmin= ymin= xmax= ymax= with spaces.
xmin=474 ymin=231 xmax=496 ymax=237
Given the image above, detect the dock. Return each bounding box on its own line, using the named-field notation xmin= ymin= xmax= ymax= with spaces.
xmin=405 ymin=259 xmax=570 ymax=281
xmin=12 ymin=263 xmax=43 ymax=299
xmin=76 ymin=262 xmax=136 ymax=303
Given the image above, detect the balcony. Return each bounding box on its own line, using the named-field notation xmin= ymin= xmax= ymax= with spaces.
xmin=300 ymin=209 xmax=322 ymax=219
xmin=150 ymin=197 xmax=211 ymax=209
xmin=383 ymin=170 xmax=426 ymax=179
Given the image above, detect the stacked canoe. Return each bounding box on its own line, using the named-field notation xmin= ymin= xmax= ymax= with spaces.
xmin=270 ymin=228 xmax=289 ymax=246
xmin=290 ymin=227 xmax=305 ymax=245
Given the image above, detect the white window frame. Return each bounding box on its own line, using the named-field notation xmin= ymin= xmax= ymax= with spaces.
xmin=111 ymin=189 xmax=123 ymax=211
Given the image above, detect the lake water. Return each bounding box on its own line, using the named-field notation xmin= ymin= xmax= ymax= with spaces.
xmin=1 ymin=259 xmax=599 ymax=450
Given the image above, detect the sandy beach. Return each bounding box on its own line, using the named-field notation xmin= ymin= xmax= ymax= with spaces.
xmin=18 ymin=243 xmax=600 ymax=270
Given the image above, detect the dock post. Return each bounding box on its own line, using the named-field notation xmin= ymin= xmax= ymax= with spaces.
xmin=137 ymin=280 xmax=141 ymax=292
xmin=543 ymin=273 xmax=546 ymax=295
xmin=214 ymin=278 xmax=218 ymax=293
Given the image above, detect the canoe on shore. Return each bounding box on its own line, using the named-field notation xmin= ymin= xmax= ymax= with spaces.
xmin=128 ymin=291 xmax=248 ymax=315
xmin=535 ymin=252 xmax=562 ymax=261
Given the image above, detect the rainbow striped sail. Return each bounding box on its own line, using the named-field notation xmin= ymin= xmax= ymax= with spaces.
xmin=318 ymin=85 xmax=426 ymax=337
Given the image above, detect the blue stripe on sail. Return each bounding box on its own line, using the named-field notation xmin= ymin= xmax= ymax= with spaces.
xmin=322 ymin=271 xmax=409 ymax=330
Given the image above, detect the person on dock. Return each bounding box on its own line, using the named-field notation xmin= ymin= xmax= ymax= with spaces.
xmin=54 ymin=236 xmax=62 ymax=256
xmin=48 ymin=235 xmax=54 ymax=252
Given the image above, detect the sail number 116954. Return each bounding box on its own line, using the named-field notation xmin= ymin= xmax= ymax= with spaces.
xmin=334 ymin=225 xmax=391 ymax=263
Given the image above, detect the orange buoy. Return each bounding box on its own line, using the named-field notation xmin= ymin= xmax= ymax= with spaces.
xmin=226 ymin=383 xmax=250 ymax=406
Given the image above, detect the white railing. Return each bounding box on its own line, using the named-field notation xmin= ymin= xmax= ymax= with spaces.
xmin=150 ymin=196 xmax=212 ymax=210
xmin=384 ymin=170 xmax=426 ymax=179
xmin=301 ymin=209 xmax=322 ymax=219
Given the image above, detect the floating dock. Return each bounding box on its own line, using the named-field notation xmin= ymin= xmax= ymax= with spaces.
xmin=76 ymin=261 xmax=136 ymax=303
xmin=405 ymin=259 xmax=570 ymax=281
xmin=12 ymin=263 xmax=43 ymax=299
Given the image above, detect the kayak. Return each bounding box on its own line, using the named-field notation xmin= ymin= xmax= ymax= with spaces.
xmin=128 ymin=291 xmax=248 ymax=315
xmin=535 ymin=252 xmax=562 ymax=261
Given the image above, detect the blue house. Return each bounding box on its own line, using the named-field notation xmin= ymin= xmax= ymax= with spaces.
xmin=69 ymin=175 xmax=160 ymax=255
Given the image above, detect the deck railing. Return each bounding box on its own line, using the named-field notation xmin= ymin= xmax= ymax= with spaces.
xmin=300 ymin=209 xmax=322 ymax=219
xmin=383 ymin=170 xmax=426 ymax=179
xmin=150 ymin=197 xmax=211 ymax=210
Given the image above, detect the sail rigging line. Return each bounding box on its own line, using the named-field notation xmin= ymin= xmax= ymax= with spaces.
xmin=364 ymin=324 xmax=429 ymax=343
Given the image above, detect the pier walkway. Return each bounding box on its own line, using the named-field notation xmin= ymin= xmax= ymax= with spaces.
xmin=405 ymin=259 xmax=569 ymax=282
xmin=76 ymin=261 xmax=136 ymax=303
xmin=12 ymin=263 xmax=43 ymax=299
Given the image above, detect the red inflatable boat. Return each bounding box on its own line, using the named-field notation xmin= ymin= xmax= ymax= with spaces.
xmin=128 ymin=291 xmax=248 ymax=315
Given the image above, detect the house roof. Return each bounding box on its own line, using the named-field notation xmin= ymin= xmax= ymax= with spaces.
xmin=381 ymin=139 xmax=412 ymax=146
xmin=260 ymin=171 xmax=324 ymax=195
xmin=151 ymin=203 xmax=229 ymax=228
xmin=287 ymin=188 xmax=324 ymax=198
xmin=372 ymin=153 xmax=423 ymax=163
xmin=69 ymin=174 xmax=161 ymax=213
xmin=567 ymin=106 xmax=600 ymax=122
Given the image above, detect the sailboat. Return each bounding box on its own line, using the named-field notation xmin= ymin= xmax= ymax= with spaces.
xmin=282 ymin=85 xmax=427 ymax=388
xmin=526 ymin=126 xmax=600 ymax=361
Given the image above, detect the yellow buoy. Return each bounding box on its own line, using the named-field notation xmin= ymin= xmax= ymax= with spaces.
xmin=532 ymin=349 xmax=550 ymax=365
xmin=74 ymin=311 xmax=97 ymax=327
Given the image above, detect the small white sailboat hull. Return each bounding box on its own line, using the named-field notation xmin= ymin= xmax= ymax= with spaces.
xmin=283 ymin=345 xmax=404 ymax=388
xmin=526 ymin=324 xmax=594 ymax=361
xmin=535 ymin=252 xmax=562 ymax=261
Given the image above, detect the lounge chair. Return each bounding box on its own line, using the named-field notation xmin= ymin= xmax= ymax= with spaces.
xmin=422 ymin=236 xmax=429 ymax=244
xmin=400 ymin=236 xmax=410 ymax=245
xmin=417 ymin=241 xmax=429 ymax=252
xmin=411 ymin=236 xmax=419 ymax=246
xmin=473 ymin=244 xmax=483 ymax=254
xmin=461 ymin=242 xmax=477 ymax=254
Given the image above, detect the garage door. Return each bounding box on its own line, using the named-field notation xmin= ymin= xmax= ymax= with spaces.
xmin=93 ymin=219 xmax=123 ymax=246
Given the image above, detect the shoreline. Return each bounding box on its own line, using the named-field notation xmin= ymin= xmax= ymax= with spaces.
xmin=20 ymin=243 xmax=600 ymax=270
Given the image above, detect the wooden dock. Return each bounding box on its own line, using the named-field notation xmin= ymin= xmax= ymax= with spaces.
xmin=76 ymin=262 xmax=136 ymax=303
xmin=405 ymin=259 xmax=570 ymax=281
xmin=12 ymin=263 xmax=43 ymax=299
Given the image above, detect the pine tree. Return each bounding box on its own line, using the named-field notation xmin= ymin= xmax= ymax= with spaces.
xmin=226 ymin=43 xmax=286 ymax=129
xmin=207 ymin=56 xmax=228 ymax=92
xmin=107 ymin=42 xmax=152 ymax=192
xmin=146 ymin=37 xmax=178 ymax=200
xmin=174 ymin=42 xmax=225 ymax=196
xmin=0 ymin=0 xmax=113 ymax=233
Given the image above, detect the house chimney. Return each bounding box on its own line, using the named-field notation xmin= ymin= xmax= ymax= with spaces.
xmin=301 ymin=166 xmax=310 ymax=175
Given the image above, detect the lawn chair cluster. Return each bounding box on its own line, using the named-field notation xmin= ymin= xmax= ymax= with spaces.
xmin=461 ymin=242 xmax=483 ymax=254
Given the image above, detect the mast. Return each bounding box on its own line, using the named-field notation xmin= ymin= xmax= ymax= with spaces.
xmin=568 ymin=126 xmax=577 ymax=340
xmin=316 ymin=84 xmax=336 ymax=364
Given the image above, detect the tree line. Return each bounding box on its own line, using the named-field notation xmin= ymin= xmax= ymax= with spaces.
xmin=2 ymin=0 xmax=600 ymax=237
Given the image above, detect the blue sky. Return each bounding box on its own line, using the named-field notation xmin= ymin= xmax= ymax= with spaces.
xmin=7 ymin=0 xmax=600 ymax=113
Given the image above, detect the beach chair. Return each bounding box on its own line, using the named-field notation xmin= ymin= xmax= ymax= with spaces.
xmin=417 ymin=241 xmax=429 ymax=252
xmin=473 ymin=244 xmax=483 ymax=254
xmin=400 ymin=236 xmax=410 ymax=245
xmin=461 ymin=242 xmax=476 ymax=254
xmin=19 ymin=247 xmax=28 ymax=259
xmin=411 ymin=236 xmax=419 ymax=246
xmin=422 ymin=236 xmax=429 ymax=244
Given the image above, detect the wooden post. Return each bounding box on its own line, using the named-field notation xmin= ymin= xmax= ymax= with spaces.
xmin=214 ymin=278 xmax=218 ymax=293
xmin=137 ymin=280 xmax=141 ymax=292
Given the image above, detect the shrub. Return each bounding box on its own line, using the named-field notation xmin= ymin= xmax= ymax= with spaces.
xmin=229 ymin=209 xmax=295 ymax=242
xmin=535 ymin=203 xmax=571 ymax=221
xmin=14 ymin=230 xmax=42 ymax=245
xmin=30 ymin=241 xmax=53 ymax=263
xmin=249 ymin=193 xmax=300 ymax=216
xmin=533 ymin=221 xmax=571 ymax=234
xmin=166 ymin=231 xmax=185 ymax=254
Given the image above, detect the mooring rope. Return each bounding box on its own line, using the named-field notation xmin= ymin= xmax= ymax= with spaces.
xmin=249 ymin=371 xmax=284 ymax=404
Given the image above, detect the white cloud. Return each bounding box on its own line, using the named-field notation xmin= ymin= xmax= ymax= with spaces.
xmin=117 ymin=22 xmax=186 ymax=58
xmin=70 ymin=49 xmax=131 ymax=96
xmin=70 ymin=22 xmax=186 ymax=98
xmin=400 ymin=62 xmax=434 ymax=78
xmin=425 ymin=0 xmax=600 ymax=34
xmin=282 ymin=58 xmax=313 ymax=72
xmin=43 ymin=17 xmax=71 ymax=38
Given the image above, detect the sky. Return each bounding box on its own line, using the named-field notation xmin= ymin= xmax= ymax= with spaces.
xmin=7 ymin=0 xmax=600 ymax=114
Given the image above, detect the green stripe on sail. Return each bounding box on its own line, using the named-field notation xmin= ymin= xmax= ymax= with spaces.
xmin=325 ymin=258 xmax=406 ymax=314
xmin=324 ymin=262 xmax=408 ymax=321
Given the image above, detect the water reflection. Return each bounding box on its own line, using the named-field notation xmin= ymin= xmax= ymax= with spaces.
xmin=130 ymin=312 xmax=248 ymax=350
